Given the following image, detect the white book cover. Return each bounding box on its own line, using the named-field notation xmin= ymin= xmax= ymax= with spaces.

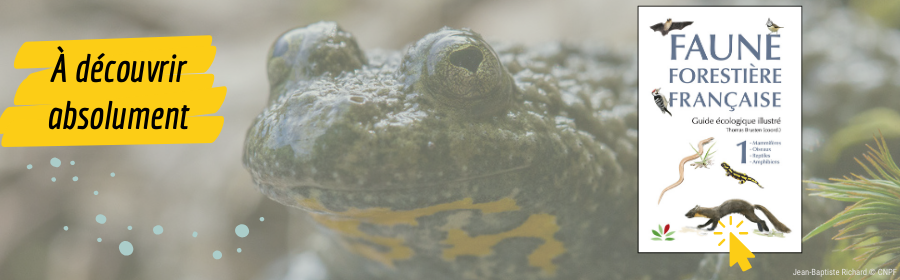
xmin=638 ymin=6 xmax=802 ymax=253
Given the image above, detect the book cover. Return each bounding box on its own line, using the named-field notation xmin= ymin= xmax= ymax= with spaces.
xmin=638 ymin=6 xmax=802 ymax=253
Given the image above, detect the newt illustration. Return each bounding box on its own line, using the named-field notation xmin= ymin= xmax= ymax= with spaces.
xmin=720 ymin=162 xmax=762 ymax=188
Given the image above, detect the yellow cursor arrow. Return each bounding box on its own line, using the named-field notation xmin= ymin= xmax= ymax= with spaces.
xmin=729 ymin=232 xmax=755 ymax=271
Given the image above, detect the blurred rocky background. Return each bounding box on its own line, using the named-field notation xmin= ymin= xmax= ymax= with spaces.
xmin=1 ymin=0 xmax=899 ymax=279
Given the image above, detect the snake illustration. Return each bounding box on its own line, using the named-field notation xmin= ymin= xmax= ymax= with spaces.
xmin=657 ymin=137 xmax=715 ymax=204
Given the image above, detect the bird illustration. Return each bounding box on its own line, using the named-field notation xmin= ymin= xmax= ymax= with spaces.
xmin=766 ymin=18 xmax=784 ymax=34
xmin=650 ymin=18 xmax=693 ymax=36
xmin=651 ymin=88 xmax=671 ymax=116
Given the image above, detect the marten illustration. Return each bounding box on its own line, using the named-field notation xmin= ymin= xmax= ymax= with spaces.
xmin=685 ymin=199 xmax=790 ymax=233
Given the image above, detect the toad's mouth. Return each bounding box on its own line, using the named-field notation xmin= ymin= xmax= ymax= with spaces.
xmin=271 ymin=163 xmax=533 ymax=192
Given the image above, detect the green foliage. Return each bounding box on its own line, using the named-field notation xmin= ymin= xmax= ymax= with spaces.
xmin=690 ymin=141 xmax=716 ymax=168
xmin=805 ymin=132 xmax=900 ymax=280
xmin=823 ymin=232 xmax=896 ymax=280
xmin=821 ymin=108 xmax=900 ymax=164
xmin=651 ymin=224 xmax=675 ymax=241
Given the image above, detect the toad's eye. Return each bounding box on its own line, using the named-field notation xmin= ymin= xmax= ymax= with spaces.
xmin=267 ymin=21 xmax=366 ymax=103
xmin=418 ymin=29 xmax=513 ymax=117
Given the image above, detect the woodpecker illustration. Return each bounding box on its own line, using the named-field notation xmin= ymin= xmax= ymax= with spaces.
xmin=766 ymin=18 xmax=784 ymax=34
xmin=650 ymin=18 xmax=693 ymax=36
xmin=651 ymin=88 xmax=671 ymax=116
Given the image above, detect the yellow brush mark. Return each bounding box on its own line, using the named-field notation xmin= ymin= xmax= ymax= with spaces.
xmin=309 ymin=214 xmax=412 ymax=268
xmin=718 ymin=239 xmax=726 ymax=246
xmin=442 ymin=213 xmax=565 ymax=276
xmin=739 ymin=232 xmax=748 ymax=235
xmin=296 ymin=196 xmax=539 ymax=269
xmin=298 ymin=197 xmax=519 ymax=226
xmin=718 ymin=221 xmax=726 ymax=228
xmin=736 ymin=220 xmax=744 ymax=228
xmin=714 ymin=232 xmax=723 ymax=235
xmin=4 ymin=37 xmax=225 ymax=147
xmin=729 ymin=216 xmax=732 ymax=225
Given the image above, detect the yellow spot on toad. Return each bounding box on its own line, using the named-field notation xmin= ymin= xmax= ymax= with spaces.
xmin=309 ymin=214 xmax=412 ymax=268
xmin=297 ymin=196 xmax=533 ymax=268
xmin=441 ymin=213 xmax=565 ymax=276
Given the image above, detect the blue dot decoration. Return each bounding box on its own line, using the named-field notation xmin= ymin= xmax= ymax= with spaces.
xmin=119 ymin=241 xmax=134 ymax=256
xmin=235 ymin=224 xmax=249 ymax=238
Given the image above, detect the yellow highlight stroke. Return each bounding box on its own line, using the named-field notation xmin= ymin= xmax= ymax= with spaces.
xmin=714 ymin=232 xmax=723 ymax=235
xmin=718 ymin=239 xmax=726 ymax=246
xmin=736 ymin=220 xmax=744 ymax=228
xmin=14 ymin=36 xmax=215 ymax=71
xmin=1 ymin=36 xmax=224 ymax=146
xmin=719 ymin=221 xmax=726 ymax=228
xmin=739 ymin=232 xmax=748 ymax=235
xmin=442 ymin=213 xmax=565 ymax=276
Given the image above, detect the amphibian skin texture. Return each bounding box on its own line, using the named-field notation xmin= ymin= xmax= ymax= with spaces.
xmin=244 ymin=21 xmax=681 ymax=280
